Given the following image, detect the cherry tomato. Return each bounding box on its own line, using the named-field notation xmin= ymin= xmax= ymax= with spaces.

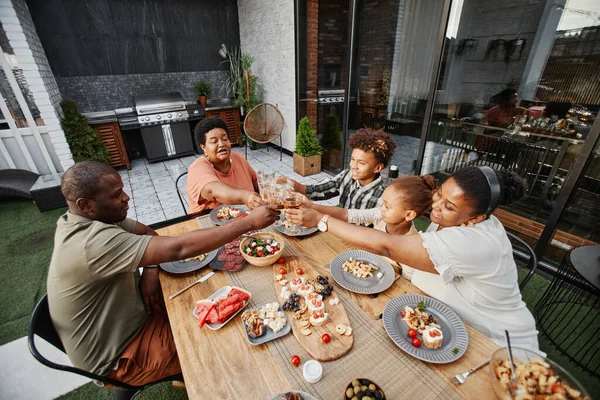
xmin=407 ymin=328 xmax=417 ymax=338
xmin=278 ymin=267 xmax=286 ymax=275
xmin=321 ymin=333 xmax=331 ymax=344
xmin=257 ymin=251 xmax=265 ymax=257
xmin=412 ymin=337 xmax=422 ymax=347
xmin=277 ymin=257 xmax=286 ymax=264
xmin=430 ymin=329 xmax=440 ymax=337
xmin=291 ymin=355 xmax=301 ymax=366
xmin=400 ymin=311 xmax=406 ymax=317
xmin=296 ymin=268 xmax=303 ymax=275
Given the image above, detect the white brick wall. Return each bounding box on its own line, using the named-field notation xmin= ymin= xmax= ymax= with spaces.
xmin=237 ymin=0 xmax=297 ymax=152
xmin=2 ymin=0 xmax=74 ymax=172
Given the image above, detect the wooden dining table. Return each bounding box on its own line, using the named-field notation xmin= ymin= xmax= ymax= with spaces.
xmin=156 ymin=216 xmax=500 ymax=400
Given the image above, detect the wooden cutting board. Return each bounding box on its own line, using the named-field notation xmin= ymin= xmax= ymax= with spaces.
xmin=273 ymin=256 xmax=354 ymax=361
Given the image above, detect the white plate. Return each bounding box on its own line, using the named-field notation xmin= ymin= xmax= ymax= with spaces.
xmin=193 ymin=286 xmax=251 ymax=330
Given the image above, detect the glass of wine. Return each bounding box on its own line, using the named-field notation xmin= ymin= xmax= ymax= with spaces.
xmin=283 ymin=192 xmax=302 ymax=235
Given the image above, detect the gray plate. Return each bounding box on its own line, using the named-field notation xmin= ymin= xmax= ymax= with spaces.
xmin=274 ymin=214 xmax=319 ymax=237
xmin=269 ymin=391 xmax=318 ymax=400
xmin=330 ymin=250 xmax=395 ymax=294
xmin=383 ymin=294 xmax=468 ymax=363
xmin=209 ymin=204 xmax=251 ymax=226
xmin=193 ymin=286 xmax=251 ymax=330
xmin=241 ymin=303 xmax=291 ymax=345
xmin=159 ymin=248 xmax=219 ymax=274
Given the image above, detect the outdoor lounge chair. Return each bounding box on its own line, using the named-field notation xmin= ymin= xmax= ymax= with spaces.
xmin=0 ymin=168 xmax=39 ymax=199
xmin=507 ymin=231 xmax=538 ymax=290
xmin=28 ymin=294 xmax=183 ymax=400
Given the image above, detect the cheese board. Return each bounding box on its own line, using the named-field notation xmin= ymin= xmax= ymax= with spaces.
xmin=272 ymin=257 xmax=354 ymax=361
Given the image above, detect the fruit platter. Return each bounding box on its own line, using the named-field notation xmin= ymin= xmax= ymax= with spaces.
xmin=194 ymin=286 xmax=251 ymax=330
xmin=273 ymin=257 xmax=354 ymax=361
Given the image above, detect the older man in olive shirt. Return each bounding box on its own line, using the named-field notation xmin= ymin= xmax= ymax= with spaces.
xmin=47 ymin=161 xmax=280 ymax=386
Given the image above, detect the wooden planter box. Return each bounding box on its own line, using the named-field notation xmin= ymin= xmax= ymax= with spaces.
xmin=293 ymin=153 xmax=321 ymax=177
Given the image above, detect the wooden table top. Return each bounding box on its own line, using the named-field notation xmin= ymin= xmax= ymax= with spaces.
xmin=157 ymin=217 xmax=499 ymax=400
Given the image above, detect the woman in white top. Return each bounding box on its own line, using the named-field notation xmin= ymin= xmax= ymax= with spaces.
xmin=284 ymin=166 xmax=540 ymax=351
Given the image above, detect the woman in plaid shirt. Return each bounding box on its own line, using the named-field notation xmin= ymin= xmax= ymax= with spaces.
xmin=287 ymin=128 xmax=396 ymax=209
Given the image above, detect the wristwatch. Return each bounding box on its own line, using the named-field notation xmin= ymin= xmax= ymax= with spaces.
xmin=318 ymin=215 xmax=330 ymax=232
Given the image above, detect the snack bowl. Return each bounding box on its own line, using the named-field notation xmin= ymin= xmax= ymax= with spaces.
xmin=239 ymin=231 xmax=285 ymax=267
xmin=489 ymin=347 xmax=590 ymax=400
xmin=344 ymin=378 xmax=386 ymax=400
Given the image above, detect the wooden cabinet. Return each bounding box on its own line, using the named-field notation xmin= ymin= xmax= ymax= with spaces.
xmin=204 ymin=107 xmax=242 ymax=145
xmin=91 ymin=122 xmax=131 ymax=170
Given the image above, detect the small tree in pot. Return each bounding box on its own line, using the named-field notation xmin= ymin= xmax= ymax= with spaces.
xmin=293 ymin=117 xmax=322 ymax=176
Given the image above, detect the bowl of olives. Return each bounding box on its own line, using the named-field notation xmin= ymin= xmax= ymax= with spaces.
xmin=344 ymin=378 xmax=385 ymax=400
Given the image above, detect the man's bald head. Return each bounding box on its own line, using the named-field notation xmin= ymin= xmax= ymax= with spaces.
xmin=61 ymin=161 xmax=118 ymax=202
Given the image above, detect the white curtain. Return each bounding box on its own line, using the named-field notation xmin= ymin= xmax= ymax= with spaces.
xmin=388 ymin=0 xmax=445 ymax=117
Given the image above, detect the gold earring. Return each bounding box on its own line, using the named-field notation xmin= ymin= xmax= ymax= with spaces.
xmin=467 ymin=221 xmax=474 ymax=227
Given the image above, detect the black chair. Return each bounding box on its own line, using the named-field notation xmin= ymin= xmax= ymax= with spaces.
xmin=28 ymin=294 xmax=183 ymax=400
xmin=506 ymin=231 xmax=538 ymax=290
xmin=175 ymin=171 xmax=188 ymax=215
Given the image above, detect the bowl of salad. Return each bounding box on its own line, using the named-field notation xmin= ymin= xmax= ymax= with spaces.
xmin=240 ymin=231 xmax=285 ymax=267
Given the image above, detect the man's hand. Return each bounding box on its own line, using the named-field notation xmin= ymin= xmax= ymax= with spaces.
xmin=283 ymin=208 xmax=322 ymax=228
xmin=139 ymin=267 xmax=162 ymax=314
xmin=245 ymin=192 xmax=264 ymax=210
xmin=247 ymin=204 xmax=282 ymax=229
xmin=277 ymin=176 xmax=305 ymax=194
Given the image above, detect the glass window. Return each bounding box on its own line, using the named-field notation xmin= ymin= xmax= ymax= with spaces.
xmin=421 ymin=0 xmax=600 ymax=263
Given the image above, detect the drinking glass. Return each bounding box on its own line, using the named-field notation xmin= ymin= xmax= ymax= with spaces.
xmin=257 ymin=171 xmax=275 ymax=203
xmin=283 ymin=192 xmax=302 ymax=235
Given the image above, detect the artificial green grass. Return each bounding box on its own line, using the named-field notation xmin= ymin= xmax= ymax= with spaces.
xmin=58 ymin=381 xmax=189 ymax=400
xmin=0 ymin=198 xmax=66 ymax=345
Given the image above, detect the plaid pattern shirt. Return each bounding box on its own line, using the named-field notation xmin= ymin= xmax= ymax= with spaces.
xmin=305 ymin=169 xmax=389 ymax=209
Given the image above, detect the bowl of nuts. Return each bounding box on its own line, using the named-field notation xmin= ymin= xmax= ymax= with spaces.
xmin=344 ymin=378 xmax=385 ymax=400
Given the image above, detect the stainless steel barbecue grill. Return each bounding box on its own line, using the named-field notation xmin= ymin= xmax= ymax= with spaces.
xmin=116 ymin=92 xmax=195 ymax=162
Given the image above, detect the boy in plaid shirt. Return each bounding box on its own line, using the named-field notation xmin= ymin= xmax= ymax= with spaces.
xmin=288 ymin=128 xmax=396 ymax=209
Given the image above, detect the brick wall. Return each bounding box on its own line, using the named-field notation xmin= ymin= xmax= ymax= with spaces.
xmin=1 ymin=0 xmax=73 ymax=172
xmin=494 ymin=208 xmax=598 ymax=251
xmin=238 ymin=0 xmax=297 ymax=152
xmin=55 ymin=71 xmax=229 ymax=113
xmin=306 ymin=0 xmax=319 ymax=128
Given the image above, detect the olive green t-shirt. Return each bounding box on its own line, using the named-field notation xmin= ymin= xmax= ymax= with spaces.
xmin=47 ymin=212 xmax=152 ymax=375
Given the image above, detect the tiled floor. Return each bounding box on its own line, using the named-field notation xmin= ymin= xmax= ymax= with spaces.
xmin=0 ymin=146 xmax=339 ymax=400
xmin=119 ymin=146 xmax=339 ymax=226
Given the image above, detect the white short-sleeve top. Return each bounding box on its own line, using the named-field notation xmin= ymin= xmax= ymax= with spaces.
xmin=411 ymin=216 xmax=540 ymax=351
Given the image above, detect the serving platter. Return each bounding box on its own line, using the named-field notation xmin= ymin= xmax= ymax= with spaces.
xmin=273 ymin=257 xmax=353 ymax=361
xmin=193 ymin=285 xmax=251 ymax=330
xmin=240 ymin=303 xmax=292 ymax=345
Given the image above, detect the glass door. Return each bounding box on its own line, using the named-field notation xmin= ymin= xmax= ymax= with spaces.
xmin=346 ymin=0 xmax=449 ymax=172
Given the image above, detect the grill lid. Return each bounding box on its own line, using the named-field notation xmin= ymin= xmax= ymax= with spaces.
xmin=134 ymin=92 xmax=186 ymax=115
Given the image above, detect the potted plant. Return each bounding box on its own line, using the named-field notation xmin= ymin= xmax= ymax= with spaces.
xmin=293 ymin=117 xmax=322 ymax=176
xmin=322 ymin=111 xmax=343 ymax=169
xmin=193 ymin=81 xmax=212 ymax=107
xmin=60 ymin=100 xmax=110 ymax=163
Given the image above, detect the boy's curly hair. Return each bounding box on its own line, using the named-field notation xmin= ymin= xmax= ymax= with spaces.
xmin=347 ymin=128 xmax=396 ymax=166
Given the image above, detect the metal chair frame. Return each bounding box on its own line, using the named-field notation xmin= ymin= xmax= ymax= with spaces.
xmin=28 ymin=294 xmax=183 ymax=400
xmin=506 ymin=231 xmax=538 ymax=290
xmin=175 ymin=171 xmax=188 ymax=215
